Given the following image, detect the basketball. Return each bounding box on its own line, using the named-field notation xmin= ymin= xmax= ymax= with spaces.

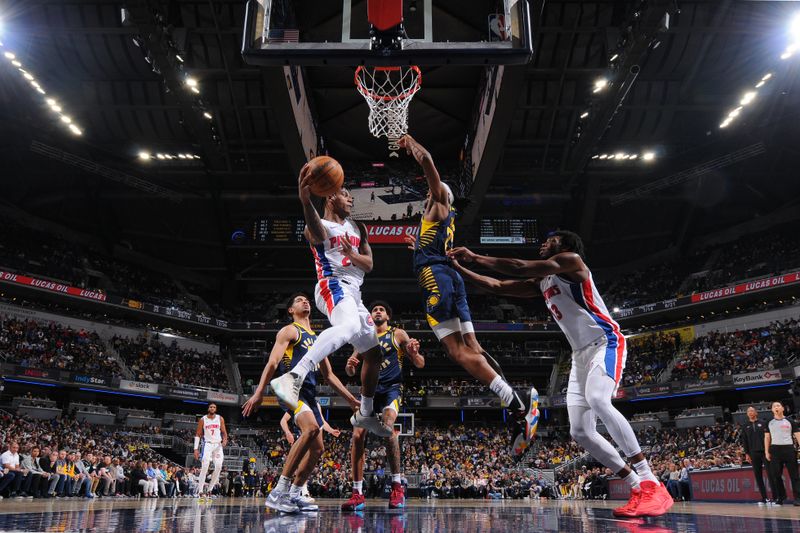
xmin=306 ymin=156 xmax=344 ymax=197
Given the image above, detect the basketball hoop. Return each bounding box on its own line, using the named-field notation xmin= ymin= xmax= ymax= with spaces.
xmin=355 ymin=65 xmax=422 ymax=154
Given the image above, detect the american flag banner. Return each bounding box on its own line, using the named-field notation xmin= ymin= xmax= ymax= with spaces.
xmin=267 ymin=29 xmax=300 ymax=43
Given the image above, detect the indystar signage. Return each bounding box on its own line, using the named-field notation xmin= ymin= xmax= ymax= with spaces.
xmin=732 ymin=369 xmax=784 ymax=386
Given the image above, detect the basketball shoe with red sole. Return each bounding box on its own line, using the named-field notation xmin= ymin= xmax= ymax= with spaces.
xmin=635 ymin=481 xmax=674 ymax=517
xmin=341 ymin=491 xmax=366 ymax=512
xmin=613 ymin=488 xmax=642 ymax=518
xmin=389 ymin=483 xmax=405 ymax=509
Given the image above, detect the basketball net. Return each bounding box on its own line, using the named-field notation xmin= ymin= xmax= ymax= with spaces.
xmin=355 ymin=66 xmax=421 ymax=156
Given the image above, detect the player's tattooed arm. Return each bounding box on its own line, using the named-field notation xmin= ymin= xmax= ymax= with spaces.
xmin=298 ymin=164 xmax=328 ymax=245
xmin=341 ymin=221 xmax=374 ymax=273
xmin=395 ymin=328 xmax=425 ymax=368
xmin=452 ymin=259 xmax=541 ymax=298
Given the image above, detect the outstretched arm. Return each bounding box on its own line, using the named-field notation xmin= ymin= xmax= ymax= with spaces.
xmin=398 ymin=135 xmax=448 ymax=204
xmin=298 ymin=164 xmax=328 ymax=245
xmin=317 ymin=403 xmax=341 ymax=437
xmin=319 ymin=358 xmax=360 ymax=411
xmin=453 ymin=260 xmax=541 ymax=298
xmin=220 ymin=417 xmax=228 ymax=447
xmin=449 ymin=247 xmax=587 ymax=280
xmin=241 ymin=325 xmax=297 ymax=417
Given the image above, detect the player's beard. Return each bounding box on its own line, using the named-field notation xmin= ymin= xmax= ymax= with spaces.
xmin=373 ymin=318 xmax=386 ymax=326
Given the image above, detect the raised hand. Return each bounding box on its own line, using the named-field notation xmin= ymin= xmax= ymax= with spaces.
xmin=403 ymin=234 xmax=417 ymax=251
xmin=405 ymin=338 xmax=421 ymax=357
xmin=297 ymin=164 xmax=312 ymax=204
xmin=241 ymin=391 xmax=263 ymax=418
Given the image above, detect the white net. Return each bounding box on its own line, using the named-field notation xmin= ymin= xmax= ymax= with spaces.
xmin=355 ymin=66 xmax=422 ymax=151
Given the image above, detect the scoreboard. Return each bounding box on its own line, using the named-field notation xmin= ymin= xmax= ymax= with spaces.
xmin=251 ymin=217 xmax=305 ymax=243
xmin=479 ymin=218 xmax=538 ymax=245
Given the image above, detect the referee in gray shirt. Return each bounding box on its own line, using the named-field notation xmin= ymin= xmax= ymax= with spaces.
xmin=764 ymin=401 xmax=800 ymax=506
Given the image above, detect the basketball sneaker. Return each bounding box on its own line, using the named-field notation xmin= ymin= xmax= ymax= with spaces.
xmin=351 ymin=411 xmax=393 ymax=437
xmin=341 ymin=491 xmax=366 ymax=511
xmin=511 ymin=387 xmax=540 ymax=456
xmin=613 ymin=488 xmax=643 ymax=518
xmin=635 ymin=481 xmax=674 ymax=517
xmin=291 ymin=494 xmax=319 ymax=512
xmin=389 ymin=483 xmax=405 ymax=509
xmin=265 ymin=490 xmax=297 ymax=513
xmin=270 ymin=372 xmax=302 ymax=410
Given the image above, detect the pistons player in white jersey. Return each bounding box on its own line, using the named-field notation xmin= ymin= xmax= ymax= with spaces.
xmin=193 ymin=403 xmax=227 ymax=500
xmin=270 ymin=163 xmax=393 ymax=438
xmin=447 ymin=230 xmax=673 ymax=518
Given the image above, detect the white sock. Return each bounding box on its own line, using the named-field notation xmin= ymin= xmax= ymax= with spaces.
xmin=275 ymin=475 xmax=291 ymax=494
xmin=353 ymin=480 xmax=363 ymax=493
xmin=624 ymin=470 xmax=641 ymax=491
xmin=633 ymin=459 xmax=658 ymax=483
xmin=392 ymin=474 xmax=402 ymax=484
xmin=489 ymin=375 xmax=514 ymax=406
xmin=360 ymin=396 xmax=374 ymax=417
xmin=289 ymin=484 xmax=302 ymax=498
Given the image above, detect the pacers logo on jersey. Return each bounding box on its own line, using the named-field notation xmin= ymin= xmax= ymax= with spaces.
xmin=427 ymin=294 xmax=440 ymax=310
xmin=300 ymin=336 xmax=315 ymax=351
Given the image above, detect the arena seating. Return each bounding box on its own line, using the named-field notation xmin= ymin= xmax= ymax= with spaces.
xmin=621 ymin=330 xmax=682 ymax=387
xmin=112 ymin=336 xmax=230 ymax=391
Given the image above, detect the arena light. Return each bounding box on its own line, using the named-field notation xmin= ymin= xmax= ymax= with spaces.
xmin=11 ymin=59 xmax=20 ymax=67
xmin=599 ymin=154 xmax=608 ymax=160
xmin=190 ymin=86 xmax=199 ymax=94
xmin=592 ymin=78 xmax=608 ymax=93
xmin=185 ymin=77 xmax=198 ymax=87
xmin=140 ymin=151 xmax=202 ymax=163
xmin=60 ymin=115 xmax=72 ymax=124
xmin=762 ymin=73 xmax=772 ymax=82
xmin=719 ymin=119 xmax=731 ymax=129
xmin=740 ymin=91 xmax=757 ymax=106
xmin=68 ymin=124 xmax=82 ymax=135
xmin=580 ymin=111 xmax=589 ymax=119
xmin=615 ymin=152 xmax=625 ymax=160
xmin=3 ymin=51 xmax=14 ymax=60
xmin=175 ymin=54 xmax=184 ymax=63
xmin=138 ymin=151 xmax=150 ymax=160
xmin=642 ymin=152 xmax=655 ymax=161
xmin=613 ymin=307 xmax=620 ymax=313
xmin=203 ymin=112 xmax=212 ymax=120
xmin=629 ymin=154 xmax=638 ymax=160
xmin=609 ymin=53 xmax=619 ymax=62
xmin=591 ymin=154 xmax=599 ymax=159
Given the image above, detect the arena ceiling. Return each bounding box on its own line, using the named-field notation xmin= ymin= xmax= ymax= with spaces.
xmin=0 ymin=0 xmax=799 ymax=286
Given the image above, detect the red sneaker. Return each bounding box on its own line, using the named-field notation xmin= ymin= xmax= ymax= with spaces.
xmin=341 ymin=491 xmax=366 ymax=511
xmin=613 ymin=488 xmax=642 ymax=517
xmin=389 ymin=482 xmax=405 ymax=509
xmin=635 ymin=481 xmax=674 ymax=517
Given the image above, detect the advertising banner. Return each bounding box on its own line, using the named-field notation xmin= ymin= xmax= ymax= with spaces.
xmin=120 ymin=380 xmax=160 ymax=394
xmin=732 ymin=370 xmax=784 ymax=386
xmin=364 ymin=224 xmax=419 ymax=244
xmin=162 ymin=386 xmax=202 ymax=400
xmin=206 ymin=390 xmax=240 ymax=405
xmin=71 ymin=374 xmax=111 ymax=387
xmin=690 ymin=272 xmax=800 ymax=304
xmin=633 ymin=384 xmax=672 ymax=398
xmin=406 ymin=395 xmax=427 ymax=408
xmin=689 ymin=467 xmax=794 ymax=502
xmin=261 ymin=396 xmax=280 ymax=407
xmin=317 ymin=397 xmax=331 ymax=407
xmin=681 ymin=376 xmax=725 ymax=391
xmin=0 ymin=271 xmax=107 ymax=301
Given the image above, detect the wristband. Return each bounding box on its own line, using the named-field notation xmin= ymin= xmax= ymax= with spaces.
xmin=194 ymin=437 xmax=200 ymax=450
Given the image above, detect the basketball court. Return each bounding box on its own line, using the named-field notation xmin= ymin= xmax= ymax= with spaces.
xmin=2 ymin=0 xmax=800 ymax=532
xmin=0 ymin=498 xmax=798 ymax=532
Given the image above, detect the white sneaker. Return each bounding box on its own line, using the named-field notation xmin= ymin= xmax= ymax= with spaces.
xmin=273 ymin=492 xmax=300 ymax=513
xmin=291 ymin=494 xmax=319 ymax=512
xmin=264 ymin=489 xmax=283 ymax=511
xmin=270 ymin=372 xmax=303 ymax=410
xmin=351 ymin=411 xmax=393 ymax=437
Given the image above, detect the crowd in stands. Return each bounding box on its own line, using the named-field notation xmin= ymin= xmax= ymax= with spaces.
xmin=112 ymin=335 xmax=229 ymax=391
xmin=405 ymin=378 xmax=534 ymax=397
xmin=670 ymin=319 xmax=799 ymax=381
xmin=621 ymin=330 xmax=682 ymax=387
xmin=0 ymin=315 xmax=121 ymax=378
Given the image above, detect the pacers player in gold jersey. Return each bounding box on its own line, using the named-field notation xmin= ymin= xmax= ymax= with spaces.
xmin=398 ymin=134 xmax=539 ymax=456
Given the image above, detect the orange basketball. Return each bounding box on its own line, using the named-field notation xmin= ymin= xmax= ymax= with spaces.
xmin=306 ymin=156 xmax=344 ymax=197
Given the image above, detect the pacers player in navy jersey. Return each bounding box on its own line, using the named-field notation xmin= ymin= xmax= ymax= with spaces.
xmin=447 ymin=231 xmax=674 ymax=518
xmin=242 ymin=293 xmax=359 ymax=514
xmin=397 ymin=135 xmax=539 ymax=456
xmin=341 ymin=301 xmax=425 ymax=511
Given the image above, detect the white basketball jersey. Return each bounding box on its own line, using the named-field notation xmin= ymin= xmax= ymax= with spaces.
xmin=309 ymin=218 xmax=366 ymax=287
xmin=539 ymin=272 xmax=625 ymax=352
xmin=202 ymin=415 xmax=222 ymax=444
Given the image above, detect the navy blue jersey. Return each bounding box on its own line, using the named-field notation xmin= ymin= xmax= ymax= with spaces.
xmin=278 ymin=322 xmax=319 ymax=398
xmin=413 ymin=208 xmax=456 ymax=272
xmin=376 ymin=327 xmax=404 ymax=393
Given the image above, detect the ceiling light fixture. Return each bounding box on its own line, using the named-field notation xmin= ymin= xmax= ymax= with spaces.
xmin=642 ymin=152 xmax=655 ymax=161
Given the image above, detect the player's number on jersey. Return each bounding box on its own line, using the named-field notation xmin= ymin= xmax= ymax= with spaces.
xmin=550 ymin=304 xmax=562 ymax=320
xmin=210 ymin=429 xmax=215 ymax=436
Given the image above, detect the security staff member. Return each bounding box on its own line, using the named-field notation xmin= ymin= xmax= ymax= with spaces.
xmin=741 ymin=406 xmax=770 ymax=504
xmin=764 ymin=401 xmax=800 ymax=506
